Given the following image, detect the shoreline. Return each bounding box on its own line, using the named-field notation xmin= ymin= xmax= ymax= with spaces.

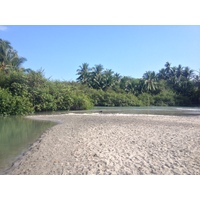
xmin=4 ymin=113 xmax=200 ymax=175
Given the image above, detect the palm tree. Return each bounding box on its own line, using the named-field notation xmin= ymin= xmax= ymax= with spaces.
xmin=157 ymin=68 xmax=167 ymax=80
xmin=120 ymin=76 xmax=132 ymax=93
xmin=164 ymin=62 xmax=172 ymax=79
xmin=193 ymin=69 xmax=200 ymax=88
xmin=0 ymin=39 xmax=12 ymax=72
xmin=9 ymin=51 xmax=27 ymax=69
xmin=90 ymin=64 xmax=104 ymax=89
xmin=183 ymin=66 xmax=194 ymax=81
xmin=176 ymin=65 xmax=183 ymax=83
xmin=142 ymin=71 xmax=158 ymax=92
xmin=0 ymin=39 xmax=27 ymax=72
xmin=102 ymin=69 xmax=114 ymax=90
xmin=113 ymin=73 xmax=121 ymax=83
xmin=92 ymin=64 xmax=104 ymax=76
xmin=76 ymin=63 xmax=90 ymax=84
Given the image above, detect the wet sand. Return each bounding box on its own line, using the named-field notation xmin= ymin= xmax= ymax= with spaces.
xmin=5 ymin=114 xmax=200 ymax=175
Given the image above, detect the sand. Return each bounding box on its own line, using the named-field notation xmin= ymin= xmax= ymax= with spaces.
xmin=5 ymin=113 xmax=200 ymax=175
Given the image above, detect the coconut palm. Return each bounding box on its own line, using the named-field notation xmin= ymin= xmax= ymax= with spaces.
xmin=193 ymin=70 xmax=200 ymax=87
xmin=157 ymin=68 xmax=167 ymax=80
xmin=164 ymin=62 xmax=172 ymax=79
xmin=142 ymin=71 xmax=158 ymax=92
xmin=0 ymin=39 xmax=27 ymax=72
xmin=102 ymin=69 xmax=114 ymax=90
xmin=176 ymin=65 xmax=183 ymax=82
xmin=76 ymin=63 xmax=90 ymax=84
xmin=183 ymin=66 xmax=194 ymax=81
xmin=92 ymin=64 xmax=104 ymax=76
xmin=0 ymin=39 xmax=12 ymax=72
xmin=90 ymin=64 xmax=104 ymax=89
xmin=113 ymin=73 xmax=121 ymax=83
xmin=120 ymin=76 xmax=132 ymax=93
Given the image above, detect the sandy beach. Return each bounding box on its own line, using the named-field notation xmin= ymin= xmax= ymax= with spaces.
xmin=5 ymin=113 xmax=200 ymax=175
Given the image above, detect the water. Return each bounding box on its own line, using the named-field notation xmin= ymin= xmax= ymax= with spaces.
xmin=68 ymin=106 xmax=200 ymax=116
xmin=0 ymin=117 xmax=55 ymax=174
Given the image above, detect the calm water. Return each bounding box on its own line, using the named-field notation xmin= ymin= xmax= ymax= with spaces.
xmin=68 ymin=106 xmax=200 ymax=116
xmin=0 ymin=117 xmax=55 ymax=174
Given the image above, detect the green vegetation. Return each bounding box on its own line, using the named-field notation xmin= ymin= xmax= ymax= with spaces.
xmin=0 ymin=39 xmax=200 ymax=116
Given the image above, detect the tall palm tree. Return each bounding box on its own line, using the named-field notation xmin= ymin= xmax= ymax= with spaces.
xmin=142 ymin=71 xmax=158 ymax=92
xmin=92 ymin=64 xmax=104 ymax=76
xmin=164 ymin=62 xmax=172 ymax=79
xmin=120 ymin=76 xmax=132 ymax=93
xmin=0 ymin=39 xmax=27 ymax=72
xmin=102 ymin=69 xmax=114 ymax=90
xmin=0 ymin=39 xmax=12 ymax=72
xmin=90 ymin=64 xmax=104 ymax=89
xmin=183 ymin=66 xmax=194 ymax=81
xmin=176 ymin=65 xmax=183 ymax=83
xmin=157 ymin=68 xmax=167 ymax=80
xmin=193 ymin=69 xmax=200 ymax=87
xmin=76 ymin=63 xmax=90 ymax=84
xmin=113 ymin=73 xmax=121 ymax=83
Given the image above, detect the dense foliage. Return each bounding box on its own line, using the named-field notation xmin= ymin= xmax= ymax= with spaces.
xmin=76 ymin=62 xmax=200 ymax=106
xmin=0 ymin=39 xmax=200 ymax=116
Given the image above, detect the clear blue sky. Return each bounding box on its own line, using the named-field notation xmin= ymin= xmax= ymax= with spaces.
xmin=0 ymin=25 xmax=200 ymax=81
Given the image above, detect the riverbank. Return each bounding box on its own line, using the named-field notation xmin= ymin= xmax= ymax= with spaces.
xmin=5 ymin=113 xmax=200 ymax=175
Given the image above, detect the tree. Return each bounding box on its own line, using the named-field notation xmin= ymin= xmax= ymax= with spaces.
xmin=164 ymin=62 xmax=172 ymax=79
xmin=176 ymin=65 xmax=183 ymax=83
xmin=101 ymin=69 xmax=115 ymax=90
xmin=183 ymin=66 xmax=194 ymax=81
xmin=0 ymin=39 xmax=27 ymax=73
xmin=76 ymin=63 xmax=90 ymax=84
xmin=90 ymin=64 xmax=104 ymax=89
xmin=157 ymin=68 xmax=167 ymax=80
xmin=142 ymin=71 xmax=158 ymax=93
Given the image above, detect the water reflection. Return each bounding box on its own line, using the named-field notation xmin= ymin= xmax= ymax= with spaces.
xmin=0 ymin=117 xmax=55 ymax=174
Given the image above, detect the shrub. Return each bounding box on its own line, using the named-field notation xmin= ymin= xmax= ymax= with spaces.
xmin=70 ymin=94 xmax=93 ymax=110
xmin=0 ymin=87 xmax=34 ymax=116
xmin=137 ymin=93 xmax=154 ymax=106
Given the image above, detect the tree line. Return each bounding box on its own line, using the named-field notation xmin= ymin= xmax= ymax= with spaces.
xmin=76 ymin=62 xmax=200 ymax=106
xmin=0 ymin=39 xmax=200 ymax=116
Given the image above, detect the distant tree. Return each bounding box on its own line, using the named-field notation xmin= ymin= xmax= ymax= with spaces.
xmin=183 ymin=66 xmax=194 ymax=81
xmin=0 ymin=39 xmax=27 ymax=73
xmin=142 ymin=71 xmax=158 ymax=92
xmin=76 ymin=63 xmax=90 ymax=84
xmin=164 ymin=62 xmax=172 ymax=79
xmin=102 ymin=69 xmax=115 ymax=90
xmin=157 ymin=68 xmax=167 ymax=80
xmin=90 ymin=64 xmax=104 ymax=89
xmin=176 ymin=65 xmax=184 ymax=83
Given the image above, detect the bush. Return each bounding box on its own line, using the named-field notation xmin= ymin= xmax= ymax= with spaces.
xmin=137 ymin=93 xmax=154 ymax=106
xmin=12 ymin=95 xmax=34 ymax=115
xmin=87 ymin=89 xmax=141 ymax=107
xmin=70 ymin=94 xmax=93 ymax=110
xmin=153 ymin=90 xmax=176 ymax=106
xmin=0 ymin=88 xmax=14 ymax=116
xmin=0 ymin=87 xmax=34 ymax=116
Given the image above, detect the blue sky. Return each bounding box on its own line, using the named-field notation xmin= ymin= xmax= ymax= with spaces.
xmin=0 ymin=25 xmax=200 ymax=81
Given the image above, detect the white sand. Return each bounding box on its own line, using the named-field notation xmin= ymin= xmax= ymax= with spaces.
xmin=5 ymin=114 xmax=200 ymax=175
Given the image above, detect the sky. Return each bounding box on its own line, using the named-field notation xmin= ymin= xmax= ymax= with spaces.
xmin=0 ymin=25 xmax=200 ymax=81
